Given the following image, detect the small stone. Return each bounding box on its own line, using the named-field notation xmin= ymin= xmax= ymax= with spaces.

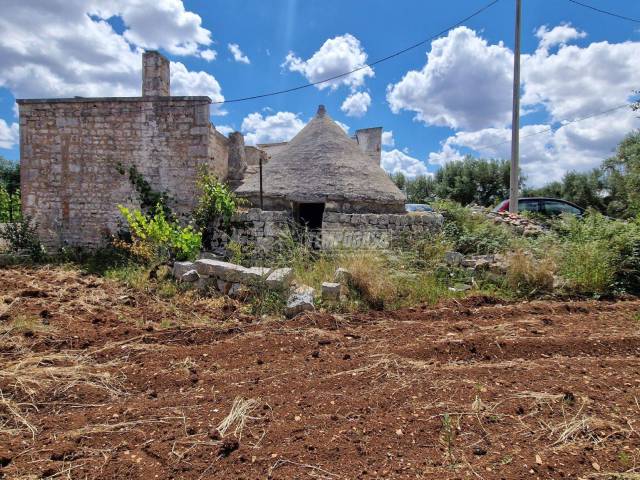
xmin=334 ymin=267 xmax=352 ymax=284
xmin=173 ymin=261 xmax=195 ymax=279
xmin=284 ymin=285 xmax=315 ymax=318
xmin=266 ymin=268 xmax=293 ymax=290
xmin=444 ymin=251 xmax=464 ymax=267
xmin=321 ymin=282 xmax=341 ymax=301
xmin=180 ymin=269 xmax=199 ymax=283
xmin=473 ymin=446 xmax=487 ymax=456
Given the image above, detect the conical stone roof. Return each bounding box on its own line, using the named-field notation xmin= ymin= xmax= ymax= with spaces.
xmin=235 ymin=105 xmax=405 ymax=212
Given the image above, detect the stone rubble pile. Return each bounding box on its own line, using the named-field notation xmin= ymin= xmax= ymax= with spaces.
xmin=172 ymin=258 xmax=293 ymax=295
xmin=469 ymin=206 xmax=545 ymax=236
xmin=172 ymin=257 xmax=352 ymax=318
xmin=445 ymin=251 xmax=509 ymax=273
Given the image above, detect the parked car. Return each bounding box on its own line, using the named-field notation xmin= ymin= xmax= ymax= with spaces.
xmin=493 ymin=197 xmax=585 ymax=216
xmin=405 ymin=203 xmax=434 ymax=213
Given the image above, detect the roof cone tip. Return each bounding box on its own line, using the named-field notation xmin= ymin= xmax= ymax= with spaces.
xmin=317 ymin=104 xmax=326 ymax=116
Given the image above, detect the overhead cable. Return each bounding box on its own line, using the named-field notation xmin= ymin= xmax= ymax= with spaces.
xmin=212 ymin=0 xmax=501 ymax=104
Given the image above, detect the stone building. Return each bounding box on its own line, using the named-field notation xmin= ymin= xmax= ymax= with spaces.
xmin=236 ymin=105 xmax=406 ymax=229
xmin=17 ymin=51 xmax=439 ymax=250
xmin=17 ymin=51 xmax=236 ymax=247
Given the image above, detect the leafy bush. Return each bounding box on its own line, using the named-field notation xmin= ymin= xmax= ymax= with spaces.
xmin=117 ymin=204 xmax=201 ymax=263
xmin=0 ymin=215 xmax=44 ymax=259
xmin=0 ymin=185 xmax=21 ymax=222
xmin=552 ymin=212 xmax=640 ymax=296
xmin=194 ymin=172 xmax=243 ymax=247
xmin=436 ymin=200 xmax=515 ymax=255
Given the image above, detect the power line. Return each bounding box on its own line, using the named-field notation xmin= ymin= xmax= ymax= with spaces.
xmin=472 ymin=103 xmax=631 ymax=151
xmin=565 ymin=0 xmax=640 ymax=24
xmin=212 ymin=0 xmax=501 ymax=105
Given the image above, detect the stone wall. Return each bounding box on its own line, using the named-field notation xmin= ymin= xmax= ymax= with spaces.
xmin=18 ymin=96 xmax=225 ymax=247
xmin=209 ymin=209 xmax=443 ymax=253
xmin=210 ymin=208 xmax=292 ymax=252
xmin=321 ymin=211 xmax=443 ymax=249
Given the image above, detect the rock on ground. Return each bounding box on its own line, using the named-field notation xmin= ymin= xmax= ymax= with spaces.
xmin=173 ymin=261 xmax=195 ymax=279
xmin=266 ymin=268 xmax=293 ymax=290
xmin=321 ymin=282 xmax=341 ymax=301
xmin=285 ymin=285 xmax=315 ymax=318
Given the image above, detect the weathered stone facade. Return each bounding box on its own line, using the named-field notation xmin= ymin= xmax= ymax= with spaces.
xmin=17 ymin=51 xmax=230 ymax=247
xmin=210 ymin=209 xmax=292 ymax=252
xmin=210 ymin=209 xmax=443 ymax=253
xmin=321 ymin=212 xmax=443 ymax=249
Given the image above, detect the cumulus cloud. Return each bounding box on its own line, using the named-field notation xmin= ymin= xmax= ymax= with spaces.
xmin=428 ymin=108 xmax=637 ymax=186
xmin=0 ymin=119 xmax=19 ymax=149
xmin=283 ymin=34 xmax=374 ymax=91
xmin=0 ymin=0 xmax=224 ymax=105
xmin=228 ymin=43 xmax=250 ymax=64
xmin=389 ymin=24 xmax=640 ymax=186
xmin=340 ymin=91 xmax=371 ymax=117
xmin=535 ymin=23 xmax=586 ymax=53
xmin=381 ymin=130 xmax=395 ymax=147
xmin=215 ymin=125 xmax=234 ymax=136
xmin=381 ymin=149 xmax=430 ymax=179
xmin=241 ymin=111 xmax=306 ymax=145
xmin=200 ymin=49 xmax=217 ymax=61
xmin=387 ymin=27 xmax=513 ymax=130
xmin=90 ymin=0 xmax=213 ymax=57
xmin=335 ymin=120 xmax=350 ymax=134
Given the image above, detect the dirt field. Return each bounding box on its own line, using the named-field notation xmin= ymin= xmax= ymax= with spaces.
xmin=0 ymin=266 xmax=639 ymax=479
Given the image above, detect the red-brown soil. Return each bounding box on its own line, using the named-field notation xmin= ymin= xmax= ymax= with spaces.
xmin=0 ymin=266 xmax=639 ymax=479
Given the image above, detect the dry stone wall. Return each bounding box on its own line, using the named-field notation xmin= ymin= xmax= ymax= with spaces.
xmin=209 ymin=209 xmax=293 ymax=252
xmin=18 ymin=96 xmax=228 ymax=247
xmin=321 ymin=212 xmax=443 ymax=249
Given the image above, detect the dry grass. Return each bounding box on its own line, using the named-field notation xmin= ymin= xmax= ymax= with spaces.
xmin=216 ymin=397 xmax=260 ymax=440
xmin=0 ymin=352 xmax=124 ymax=400
xmin=506 ymin=249 xmax=556 ymax=297
xmin=340 ymin=251 xmax=398 ymax=309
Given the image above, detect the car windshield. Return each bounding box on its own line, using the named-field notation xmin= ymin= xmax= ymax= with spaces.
xmin=405 ymin=204 xmax=431 ymax=212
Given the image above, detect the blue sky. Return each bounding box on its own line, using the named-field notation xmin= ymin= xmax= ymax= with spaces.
xmin=1 ymin=0 xmax=639 ymax=186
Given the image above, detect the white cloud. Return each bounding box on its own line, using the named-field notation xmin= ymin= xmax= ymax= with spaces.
xmin=522 ymin=38 xmax=640 ymax=121
xmin=381 ymin=130 xmax=395 ymax=147
xmin=535 ymin=23 xmax=586 ymax=53
xmin=228 ymin=43 xmax=250 ymax=64
xmin=215 ymin=125 xmax=234 ymax=136
xmin=241 ymin=111 xmax=306 ymax=145
xmin=0 ymin=0 xmax=224 ymax=105
xmin=200 ymin=49 xmax=217 ymax=61
xmin=169 ymin=61 xmax=225 ymax=114
xmin=381 ymin=149 xmax=430 ymax=179
xmin=335 ymin=120 xmax=350 ymax=134
xmin=283 ymin=34 xmax=374 ymax=91
xmin=90 ymin=0 xmax=213 ymax=57
xmin=390 ymin=24 xmax=639 ymax=186
xmin=340 ymin=91 xmax=371 ymax=117
xmin=428 ymin=108 xmax=638 ymax=187
xmin=0 ymin=119 xmax=19 ymax=149
xmin=386 ymin=27 xmax=513 ymax=130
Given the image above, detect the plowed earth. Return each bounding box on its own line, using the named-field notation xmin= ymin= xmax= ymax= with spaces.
xmin=0 ymin=266 xmax=639 ymax=479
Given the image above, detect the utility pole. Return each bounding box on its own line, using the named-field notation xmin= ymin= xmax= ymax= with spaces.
xmin=509 ymin=0 xmax=522 ymax=214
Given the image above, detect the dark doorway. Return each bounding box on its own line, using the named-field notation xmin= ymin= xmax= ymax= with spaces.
xmin=294 ymin=203 xmax=325 ymax=249
xmin=297 ymin=203 xmax=325 ymax=230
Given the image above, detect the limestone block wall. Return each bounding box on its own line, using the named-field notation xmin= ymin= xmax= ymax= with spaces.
xmin=18 ymin=96 xmax=222 ymax=247
xmin=321 ymin=212 xmax=443 ymax=249
xmin=209 ymin=209 xmax=292 ymax=252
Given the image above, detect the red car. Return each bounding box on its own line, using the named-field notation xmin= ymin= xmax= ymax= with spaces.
xmin=494 ymin=197 xmax=585 ymax=216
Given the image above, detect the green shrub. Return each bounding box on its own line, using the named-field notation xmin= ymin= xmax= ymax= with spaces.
xmin=435 ymin=200 xmax=515 ymax=255
xmin=193 ymin=171 xmax=243 ymax=247
xmin=0 ymin=185 xmax=21 ymax=222
xmin=117 ymin=204 xmax=201 ymax=263
xmin=552 ymin=212 xmax=640 ymax=296
xmin=0 ymin=215 xmax=44 ymax=259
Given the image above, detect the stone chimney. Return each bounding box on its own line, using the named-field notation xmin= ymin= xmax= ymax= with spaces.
xmin=142 ymin=51 xmax=170 ymax=96
xmin=354 ymin=127 xmax=382 ymax=165
xmin=227 ymin=132 xmax=248 ymax=188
